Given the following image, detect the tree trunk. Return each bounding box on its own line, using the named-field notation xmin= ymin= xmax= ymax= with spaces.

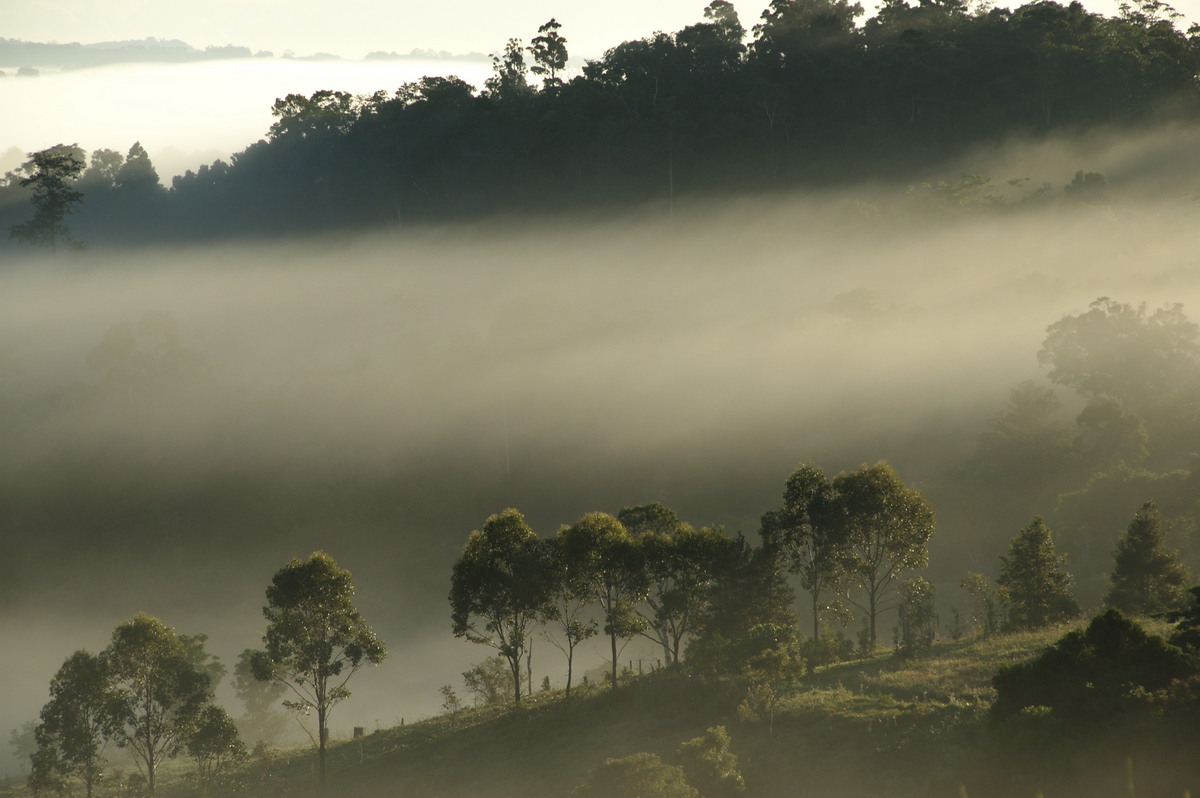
xmin=610 ymin=631 xmax=619 ymax=689
xmin=317 ymin=703 xmax=327 ymax=788
xmin=510 ymin=655 xmax=522 ymax=705
xmin=812 ymin=590 xmax=821 ymax=645
xmin=565 ymin=646 xmax=574 ymax=698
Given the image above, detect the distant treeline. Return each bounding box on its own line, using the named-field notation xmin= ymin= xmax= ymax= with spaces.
xmin=2 ymin=0 xmax=1199 ymax=245
xmin=0 ymin=38 xmax=273 ymax=70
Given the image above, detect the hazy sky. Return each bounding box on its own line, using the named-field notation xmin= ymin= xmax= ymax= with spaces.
xmin=10 ymin=0 xmax=1200 ymax=60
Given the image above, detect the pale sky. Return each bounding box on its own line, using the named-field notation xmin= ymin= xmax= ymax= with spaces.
xmin=8 ymin=0 xmax=1198 ymax=61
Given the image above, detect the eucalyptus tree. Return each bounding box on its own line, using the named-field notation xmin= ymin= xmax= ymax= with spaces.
xmin=451 ymin=509 xmax=552 ymax=705
xmin=104 ymin=614 xmax=214 ymax=795
xmin=529 ymin=19 xmax=569 ymax=85
xmin=252 ymin=551 xmax=386 ymax=788
xmin=561 ymin=512 xmax=649 ymax=688
xmin=760 ymin=463 xmax=847 ymax=644
xmin=187 ymin=705 xmax=246 ymax=787
xmin=828 ymin=462 xmax=935 ymax=648
xmin=542 ymin=534 xmax=598 ymax=698
xmin=620 ymin=503 xmax=729 ymax=666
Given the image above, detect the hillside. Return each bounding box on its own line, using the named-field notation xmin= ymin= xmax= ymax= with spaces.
xmin=122 ymin=623 xmax=1195 ymax=798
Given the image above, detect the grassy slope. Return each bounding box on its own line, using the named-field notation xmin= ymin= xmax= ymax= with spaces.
xmin=200 ymin=627 xmax=1076 ymax=798
xmin=12 ymin=623 xmax=1192 ymax=798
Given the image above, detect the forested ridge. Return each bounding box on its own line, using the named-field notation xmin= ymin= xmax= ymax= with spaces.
xmin=4 ymin=0 xmax=1200 ymax=244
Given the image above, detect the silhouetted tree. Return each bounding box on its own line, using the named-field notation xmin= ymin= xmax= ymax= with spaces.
xmin=485 ymin=38 xmax=531 ymax=100
xmin=529 ymin=19 xmax=569 ymax=85
xmin=114 ymin=142 xmax=160 ymax=193
xmin=8 ymin=143 xmax=85 ymax=252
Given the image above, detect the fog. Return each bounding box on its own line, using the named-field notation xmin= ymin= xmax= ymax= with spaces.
xmin=3 ymin=123 xmax=1200 ymax=777
xmin=0 ymin=58 xmax=493 ymax=178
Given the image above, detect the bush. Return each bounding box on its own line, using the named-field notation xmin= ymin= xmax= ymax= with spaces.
xmin=991 ymin=609 xmax=1194 ymax=726
xmin=571 ymin=752 xmax=698 ymax=798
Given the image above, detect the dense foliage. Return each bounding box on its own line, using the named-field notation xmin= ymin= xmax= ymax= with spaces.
xmin=4 ymin=0 xmax=1200 ymax=245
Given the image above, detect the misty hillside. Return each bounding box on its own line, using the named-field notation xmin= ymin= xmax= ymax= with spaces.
xmin=3 ymin=0 xmax=1200 ymax=244
xmin=20 ymin=620 xmax=1188 ymax=798
xmin=7 ymin=1 xmax=1200 ymax=794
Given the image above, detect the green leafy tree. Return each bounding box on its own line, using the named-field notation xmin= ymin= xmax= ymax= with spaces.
xmin=998 ymin=518 xmax=1079 ymax=631
xmin=529 ymin=19 xmax=569 ymax=84
xmin=828 ymin=462 xmax=936 ymax=648
xmin=187 ymin=705 xmax=245 ymax=788
xmin=31 ymin=651 xmax=112 ymax=798
xmin=733 ymin=624 xmax=806 ymax=736
xmin=542 ymin=535 xmax=599 ymax=698
xmin=8 ymin=143 xmax=86 ymax=252
xmin=760 ymin=463 xmax=847 ymax=645
xmin=961 ymin=571 xmax=1000 ymax=637
xmin=677 ymin=725 xmax=745 ymax=798
xmin=252 ymin=551 xmax=386 ymax=788
xmin=450 ymin=508 xmax=552 ymax=705
xmin=561 ymin=512 xmax=649 ymax=688
xmin=621 ymin=503 xmax=725 ymax=666
xmin=104 ymin=614 xmax=213 ymax=795
xmin=462 ymin=656 xmax=511 ymax=707
xmin=1105 ymin=501 xmax=1191 ymax=615
xmin=572 ymin=752 xmax=698 ymax=798
xmin=896 ymin=575 xmax=937 ymax=658
xmin=1168 ymin=586 xmax=1200 ymax=651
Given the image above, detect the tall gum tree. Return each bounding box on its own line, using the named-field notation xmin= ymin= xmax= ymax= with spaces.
xmin=828 ymin=462 xmax=935 ymax=648
xmin=252 ymin=552 xmax=386 ymax=788
xmin=450 ymin=508 xmax=551 ymax=705
xmin=761 ymin=463 xmax=846 ymax=645
xmin=104 ymin=614 xmax=213 ymax=796
xmin=561 ymin=512 xmax=649 ymax=688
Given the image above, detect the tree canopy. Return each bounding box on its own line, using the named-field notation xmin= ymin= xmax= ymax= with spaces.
xmin=253 ymin=551 xmax=386 ymax=787
xmin=998 ymin=517 xmax=1079 ymax=630
xmin=450 ymin=508 xmax=552 ymax=704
